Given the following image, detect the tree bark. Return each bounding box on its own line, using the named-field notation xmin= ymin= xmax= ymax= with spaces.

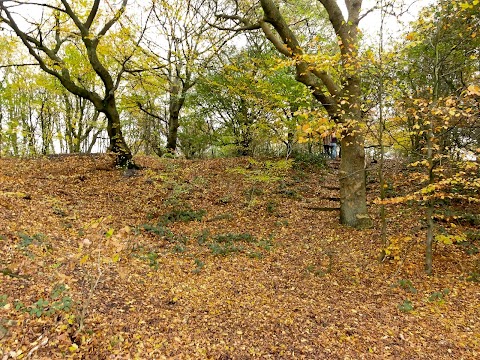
xmin=339 ymin=130 xmax=369 ymax=226
xmin=166 ymin=86 xmax=184 ymax=152
xmin=103 ymin=96 xmax=132 ymax=165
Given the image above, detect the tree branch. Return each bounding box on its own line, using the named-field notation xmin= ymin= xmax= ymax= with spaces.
xmin=97 ymin=0 xmax=128 ymax=38
xmin=0 ymin=63 xmax=38 ymax=68
xmin=84 ymin=0 xmax=100 ymax=29
xmin=136 ymin=101 xmax=166 ymax=123
xmin=259 ymin=21 xmax=291 ymax=57
xmin=214 ymin=14 xmax=262 ymax=31
xmin=317 ymin=0 xmax=346 ymax=38
xmin=60 ymin=0 xmax=86 ymax=35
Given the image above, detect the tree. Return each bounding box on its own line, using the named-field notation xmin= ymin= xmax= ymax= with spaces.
xmin=215 ymin=0 xmax=371 ymax=227
xmin=0 ymin=62 xmax=45 ymax=156
xmin=0 ymin=0 xmax=140 ymax=167
xmin=392 ymin=0 xmax=480 ymax=158
xmin=193 ymin=49 xmax=266 ymax=156
xmin=131 ymin=0 xmax=235 ymax=154
xmin=191 ymin=38 xmax=312 ymax=157
xmin=385 ymin=0 xmax=480 ymax=274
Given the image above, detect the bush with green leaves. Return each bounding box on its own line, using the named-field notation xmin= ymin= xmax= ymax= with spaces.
xmin=159 ymin=208 xmax=206 ymax=224
xmin=12 ymin=283 xmax=73 ymax=318
xmin=398 ymin=299 xmax=414 ymax=313
xmin=203 ymin=232 xmax=273 ymax=258
xmin=395 ymin=279 xmax=417 ymax=294
xmin=428 ymin=289 xmax=450 ymax=302
xmin=291 ymin=151 xmax=326 ymax=170
xmin=177 ymin=115 xmax=213 ymax=159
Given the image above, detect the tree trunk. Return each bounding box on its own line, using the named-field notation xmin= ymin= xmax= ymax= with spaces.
xmin=238 ymin=99 xmax=254 ymax=156
xmin=286 ymin=131 xmax=294 ymax=158
xmin=166 ymin=104 xmax=180 ymax=152
xmin=103 ymin=97 xmax=134 ymax=167
xmin=339 ymin=129 xmax=369 ymax=227
xmin=166 ymin=74 xmax=186 ymax=153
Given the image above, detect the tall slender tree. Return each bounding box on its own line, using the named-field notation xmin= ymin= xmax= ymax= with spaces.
xmin=132 ymin=0 xmax=235 ymax=154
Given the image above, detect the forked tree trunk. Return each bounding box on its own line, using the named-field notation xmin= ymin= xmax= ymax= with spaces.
xmin=253 ymin=0 xmax=370 ymax=228
xmin=0 ymin=0 xmax=134 ymax=167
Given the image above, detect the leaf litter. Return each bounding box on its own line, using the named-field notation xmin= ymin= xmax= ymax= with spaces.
xmin=0 ymin=155 xmax=478 ymax=359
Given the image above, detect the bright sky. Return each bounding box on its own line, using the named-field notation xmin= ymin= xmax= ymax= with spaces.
xmin=14 ymin=0 xmax=433 ymax=41
xmin=357 ymin=0 xmax=436 ymax=43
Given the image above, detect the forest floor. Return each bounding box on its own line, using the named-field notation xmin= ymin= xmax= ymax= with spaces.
xmin=0 ymin=154 xmax=479 ymax=359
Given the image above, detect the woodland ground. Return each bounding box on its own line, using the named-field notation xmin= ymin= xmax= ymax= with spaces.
xmin=0 ymin=154 xmax=479 ymax=359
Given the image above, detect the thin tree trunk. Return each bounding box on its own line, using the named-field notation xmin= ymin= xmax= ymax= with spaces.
xmin=378 ymin=0 xmax=388 ymax=251
xmin=425 ymin=9 xmax=443 ymax=275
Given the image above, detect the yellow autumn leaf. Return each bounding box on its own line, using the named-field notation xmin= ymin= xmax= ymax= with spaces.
xmin=79 ymin=254 xmax=89 ymax=265
xmin=2 ymin=191 xmax=28 ymax=198
xmin=467 ymin=84 xmax=480 ymax=96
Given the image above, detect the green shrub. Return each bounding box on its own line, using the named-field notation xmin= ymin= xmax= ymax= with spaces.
xmin=467 ymin=261 xmax=480 ymax=282
xmin=428 ymin=289 xmax=450 ymax=302
xmin=208 ymin=242 xmax=243 ymax=256
xmin=395 ymin=279 xmax=417 ymax=294
xmin=159 ymin=209 xmax=206 ymax=224
xmin=138 ymin=223 xmax=173 ymax=238
xmin=266 ymin=201 xmax=277 ymax=214
xmin=192 ymin=258 xmax=205 ymax=274
xmin=213 ymin=233 xmax=256 ymax=243
xmin=291 ymin=151 xmax=326 ymax=170
xmin=204 ymin=232 xmax=274 ymax=257
xmin=196 ymin=230 xmax=210 ymax=245
xmin=12 ymin=284 xmax=73 ymax=317
xmin=146 ymin=252 xmax=159 ymax=269
xmin=398 ymin=299 xmax=414 ymax=312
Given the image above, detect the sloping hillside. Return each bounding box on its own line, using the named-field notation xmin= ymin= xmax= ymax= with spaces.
xmin=0 ymin=155 xmax=479 ymax=359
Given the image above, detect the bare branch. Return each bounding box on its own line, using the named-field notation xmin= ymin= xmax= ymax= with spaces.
xmin=97 ymin=0 xmax=128 ymax=38
xmin=0 ymin=63 xmax=38 ymax=68
xmin=84 ymin=0 xmax=100 ymax=29
xmin=60 ymin=0 xmax=86 ymax=35
xmin=7 ymin=1 xmax=65 ymax=13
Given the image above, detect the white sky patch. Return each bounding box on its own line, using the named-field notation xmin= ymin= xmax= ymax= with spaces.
xmin=358 ymin=0 xmax=436 ymax=44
